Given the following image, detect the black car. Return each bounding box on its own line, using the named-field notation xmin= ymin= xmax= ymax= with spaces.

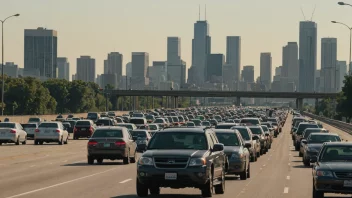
xmin=136 ymin=127 xmax=226 ymax=197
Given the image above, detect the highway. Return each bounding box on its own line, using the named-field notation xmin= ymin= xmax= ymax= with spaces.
xmin=0 ymin=114 xmax=351 ymax=198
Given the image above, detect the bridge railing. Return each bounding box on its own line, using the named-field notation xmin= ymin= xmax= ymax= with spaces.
xmin=302 ymin=112 xmax=352 ymax=135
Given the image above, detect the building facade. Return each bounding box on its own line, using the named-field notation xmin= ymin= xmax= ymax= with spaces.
xmin=260 ymin=52 xmax=272 ymax=90
xmin=321 ymin=38 xmax=337 ymax=93
xmin=57 ymin=57 xmax=70 ymax=81
xmin=226 ymin=36 xmax=241 ymax=89
xmin=76 ymin=56 xmax=96 ymax=83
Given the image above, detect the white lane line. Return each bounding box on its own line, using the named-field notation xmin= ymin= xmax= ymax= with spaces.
xmin=4 ymin=167 xmax=118 ymax=198
xmin=262 ymin=164 xmax=266 ymax=167
xmin=288 ymin=163 xmax=291 ymax=166
xmin=289 ymin=153 xmax=291 ymax=155
xmin=286 ymin=176 xmax=290 ymax=180
xmin=48 ymin=163 xmax=53 ymax=165
xmin=119 ymin=178 xmax=132 ymax=184
xmin=30 ymin=165 xmax=36 ymax=168
xmin=62 ymin=160 xmax=68 ymax=163
xmin=283 ymin=187 xmax=289 ymax=193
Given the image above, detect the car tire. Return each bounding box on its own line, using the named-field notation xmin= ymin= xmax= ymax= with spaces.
xmin=123 ymin=152 xmax=130 ymax=165
xmin=149 ymin=187 xmax=160 ymax=195
xmin=250 ymin=155 xmax=255 ymax=162
xmin=247 ymin=163 xmax=251 ymax=178
xmin=34 ymin=140 xmax=39 ymax=145
xmin=22 ymin=136 xmax=27 ymax=145
xmin=130 ymin=151 xmax=136 ymax=163
xmin=87 ymin=156 xmax=94 ymax=165
xmin=257 ymin=151 xmax=260 ymax=158
xmin=97 ymin=158 xmax=103 ymax=164
xmin=299 ymin=152 xmax=303 ymax=157
xmin=303 ymin=158 xmax=310 ymax=167
xmin=295 ymin=144 xmax=300 ymax=151
xmin=214 ymin=168 xmax=225 ymax=194
xmin=15 ymin=137 xmax=20 ymax=145
xmin=312 ymin=182 xmax=324 ymax=198
xmin=136 ymin=179 xmax=149 ymax=197
xmin=240 ymin=163 xmax=248 ymax=180
xmin=39 ymin=141 xmax=44 ymax=145
xmin=64 ymin=137 xmax=68 ymax=144
xmin=201 ymin=174 xmax=213 ymax=197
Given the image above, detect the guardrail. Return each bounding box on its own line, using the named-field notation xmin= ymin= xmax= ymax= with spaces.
xmin=302 ymin=112 xmax=352 ymax=135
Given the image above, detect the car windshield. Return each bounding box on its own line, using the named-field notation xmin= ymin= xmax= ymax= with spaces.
xmin=87 ymin=113 xmax=98 ymax=119
xmin=92 ymin=129 xmax=123 ymax=138
xmin=148 ymin=132 xmax=208 ymax=150
xmin=192 ymin=120 xmax=201 ymax=126
xmin=297 ymin=124 xmax=319 ymax=135
xmin=240 ymin=119 xmax=259 ymax=125
xmin=215 ymin=125 xmax=235 ymax=129
xmin=303 ymin=129 xmax=326 ymax=138
xmin=76 ymin=121 xmax=91 ymax=126
xmin=149 ymin=125 xmax=158 ymax=130
xmin=96 ymin=119 xmax=111 ymax=126
xmin=22 ymin=123 xmax=37 ymax=128
xmin=202 ymin=122 xmax=211 ymax=126
xmin=320 ymin=146 xmax=352 ymax=161
xmin=0 ymin=123 xmax=16 ymax=128
xmin=308 ymin=135 xmax=341 ymax=144
xmin=234 ymin=128 xmax=251 ymax=141
xmin=172 ymin=117 xmax=179 ymax=122
xmin=117 ymin=124 xmax=133 ymax=130
xmin=154 ymin=119 xmax=164 ymax=123
xmin=261 ymin=126 xmax=269 ymax=132
xmin=57 ymin=115 xmax=63 ymax=118
xmin=28 ymin=118 xmax=40 ymax=122
xmin=131 ymin=131 xmax=147 ymax=138
xmin=130 ymin=119 xmax=145 ymax=125
xmin=249 ymin=127 xmax=262 ymax=135
xmin=216 ymin=133 xmax=240 ymax=146
xmin=146 ymin=115 xmax=154 ymax=120
xmin=39 ymin=123 xmax=58 ymax=128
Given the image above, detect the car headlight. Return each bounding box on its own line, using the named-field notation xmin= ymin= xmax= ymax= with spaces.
xmin=138 ymin=157 xmax=153 ymax=165
xmin=230 ymin=153 xmax=244 ymax=159
xmin=316 ymin=170 xmax=333 ymax=177
xmin=189 ymin=158 xmax=206 ymax=166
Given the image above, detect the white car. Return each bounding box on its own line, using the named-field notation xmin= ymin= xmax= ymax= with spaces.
xmin=0 ymin=122 xmax=27 ymax=145
xmin=34 ymin=122 xmax=69 ymax=145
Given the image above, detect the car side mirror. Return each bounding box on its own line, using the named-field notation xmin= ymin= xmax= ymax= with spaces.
xmin=252 ymin=136 xmax=259 ymax=141
xmin=301 ymin=139 xmax=307 ymax=144
xmin=244 ymin=143 xmax=251 ymax=149
xmin=265 ymin=133 xmax=269 ymax=136
xmin=213 ymin=143 xmax=224 ymax=152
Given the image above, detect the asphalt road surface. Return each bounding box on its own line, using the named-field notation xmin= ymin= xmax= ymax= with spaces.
xmin=0 ymin=114 xmax=351 ymax=198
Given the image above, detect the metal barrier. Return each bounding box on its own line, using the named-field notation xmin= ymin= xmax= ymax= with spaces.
xmin=302 ymin=112 xmax=352 ymax=135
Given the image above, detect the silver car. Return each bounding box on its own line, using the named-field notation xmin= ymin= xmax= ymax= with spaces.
xmin=34 ymin=122 xmax=69 ymax=145
xmin=22 ymin=123 xmax=38 ymax=139
xmin=0 ymin=122 xmax=27 ymax=145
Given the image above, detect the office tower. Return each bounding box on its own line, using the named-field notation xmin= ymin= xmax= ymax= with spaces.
xmin=101 ymin=74 xmax=118 ymax=89
xmin=321 ymin=38 xmax=337 ymax=93
xmin=242 ymin=66 xmax=254 ymax=83
xmin=275 ymin=66 xmax=282 ymax=76
xmin=131 ymin=52 xmax=149 ymax=90
xmin=0 ymin=62 xmax=18 ymax=77
xmin=105 ymin=52 xmax=123 ymax=75
xmin=190 ymin=20 xmax=211 ymax=84
xmin=57 ymin=57 xmax=70 ymax=81
xmin=104 ymin=60 xmax=108 ymax=74
xmin=167 ymin=37 xmax=181 ymax=65
xmin=226 ymin=36 xmax=241 ymax=88
xmin=126 ymin=62 xmax=132 ymax=78
xmin=206 ymin=54 xmax=224 ymax=83
xmin=299 ymin=21 xmax=317 ymax=92
xmin=148 ymin=61 xmax=167 ymax=89
xmin=76 ymin=56 xmax=96 ymax=83
xmin=260 ymin=52 xmax=272 ymax=90
xmin=24 ymin=27 xmax=58 ymax=78
xmin=72 ymin=74 xmax=77 ymax=81
xmin=336 ymin=61 xmax=347 ymax=91
xmin=282 ymin=42 xmax=299 ymax=87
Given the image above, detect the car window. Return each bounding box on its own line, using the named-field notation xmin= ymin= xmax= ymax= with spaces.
xmin=240 ymin=119 xmax=259 ymax=125
xmin=148 ymin=132 xmax=208 ymax=150
xmin=96 ymin=119 xmax=111 ymax=126
xmin=297 ymin=124 xmax=319 ymax=135
xmin=308 ymin=135 xmax=341 ymax=144
xmin=215 ymin=125 xmax=234 ymax=129
xmin=38 ymin=123 xmax=58 ymax=128
xmin=28 ymin=118 xmax=40 ymax=122
xmin=92 ymin=129 xmax=123 ymax=138
xmin=154 ymin=119 xmax=164 ymax=123
xmin=234 ymin=128 xmax=251 ymax=141
xmin=249 ymin=127 xmax=263 ymax=135
xmin=320 ymin=146 xmax=352 ymax=161
xmin=76 ymin=121 xmax=91 ymax=126
xmin=22 ymin=123 xmax=37 ymax=128
xmin=216 ymin=132 xmax=240 ymax=146
xmin=130 ymin=119 xmax=145 ymax=125
xmin=0 ymin=123 xmax=16 ymax=128
xmin=149 ymin=125 xmax=158 ymax=130
xmin=131 ymin=131 xmax=147 ymax=138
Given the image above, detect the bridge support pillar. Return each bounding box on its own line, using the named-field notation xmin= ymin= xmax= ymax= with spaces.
xmin=236 ymin=97 xmax=241 ymax=107
xmin=174 ymin=96 xmax=178 ymax=109
xmin=152 ymin=96 xmax=155 ymax=109
xmin=190 ymin=96 xmax=191 ymax=106
xmin=315 ymin=98 xmax=319 ymax=110
xmin=296 ymin=98 xmax=303 ymax=111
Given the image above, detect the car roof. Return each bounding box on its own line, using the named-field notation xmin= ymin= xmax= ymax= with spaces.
xmin=324 ymin=142 xmax=352 ymax=146
xmin=95 ymin=126 xmax=125 ymax=130
xmin=231 ymin=126 xmax=248 ymax=129
xmin=217 ymin=123 xmax=237 ymax=125
xmin=309 ymin=133 xmax=339 ymax=136
xmin=161 ymin=127 xmax=209 ymax=133
xmin=214 ymin=129 xmax=237 ymax=133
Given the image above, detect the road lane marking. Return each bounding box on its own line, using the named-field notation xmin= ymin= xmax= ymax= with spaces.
xmin=30 ymin=165 xmax=36 ymax=168
xmin=283 ymin=187 xmax=289 ymax=193
xmin=4 ymin=167 xmax=118 ymax=198
xmin=119 ymin=179 xmax=132 ymax=184
xmin=288 ymin=163 xmax=290 ymax=166
xmin=289 ymin=153 xmax=291 ymax=155
xmin=286 ymin=176 xmax=290 ymax=180
xmin=62 ymin=160 xmax=68 ymax=163
xmin=263 ymin=164 xmax=266 ymax=167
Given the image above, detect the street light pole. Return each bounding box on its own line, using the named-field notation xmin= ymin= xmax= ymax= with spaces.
xmin=1 ymin=14 xmax=20 ymax=116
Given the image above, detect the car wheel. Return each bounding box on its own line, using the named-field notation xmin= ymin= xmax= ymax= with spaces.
xmin=240 ymin=163 xmax=248 ymax=180
xmin=130 ymin=151 xmax=136 ymax=163
xmin=303 ymin=158 xmax=310 ymax=167
xmin=214 ymin=168 xmax=225 ymax=194
xmin=58 ymin=137 xmax=63 ymax=145
xmin=295 ymin=144 xmax=300 ymax=151
xmin=87 ymin=156 xmax=94 ymax=165
xmin=250 ymin=154 xmax=255 ymax=162
xmin=39 ymin=141 xmax=44 ymax=145
xmin=149 ymin=187 xmax=160 ymax=195
xmin=97 ymin=158 xmax=103 ymax=164
xmin=257 ymin=151 xmax=260 ymax=158
xmin=136 ymin=178 xmax=149 ymax=197
xmin=201 ymin=173 xmax=213 ymax=197
xmin=64 ymin=137 xmax=68 ymax=144
xmin=247 ymin=163 xmax=251 ymax=178
xmin=299 ymin=152 xmax=303 ymax=157
xmin=22 ymin=136 xmax=27 ymax=145
xmin=312 ymin=182 xmax=324 ymax=198
xmin=123 ymin=152 xmax=130 ymax=165
xmin=15 ymin=137 xmax=20 ymax=145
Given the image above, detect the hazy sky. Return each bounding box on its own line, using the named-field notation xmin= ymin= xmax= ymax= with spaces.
xmin=1 ymin=0 xmax=351 ymax=79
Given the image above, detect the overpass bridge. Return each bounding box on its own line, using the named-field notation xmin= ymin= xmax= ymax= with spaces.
xmin=107 ymin=90 xmax=338 ymax=110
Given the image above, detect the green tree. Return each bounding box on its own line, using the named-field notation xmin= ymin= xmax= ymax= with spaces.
xmin=43 ymin=79 xmax=70 ymax=113
xmin=337 ymin=75 xmax=352 ymax=122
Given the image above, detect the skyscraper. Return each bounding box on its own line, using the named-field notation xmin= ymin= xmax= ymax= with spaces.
xmin=57 ymin=57 xmax=70 ymax=81
xmin=167 ymin=37 xmax=181 ymax=65
xmin=336 ymin=60 xmax=347 ymax=91
xmin=282 ymin=42 xmax=299 ymax=88
xmin=299 ymin=21 xmax=317 ymax=92
xmin=321 ymin=38 xmax=337 ymax=93
xmin=76 ymin=56 xmax=95 ymax=83
xmin=126 ymin=62 xmax=132 ymax=78
xmin=226 ymin=36 xmax=241 ymax=88
xmin=104 ymin=52 xmax=123 ymax=82
xmin=131 ymin=52 xmax=149 ymax=90
xmin=242 ymin=66 xmax=254 ymax=83
xmin=206 ymin=54 xmax=224 ymax=83
xmin=190 ymin=20 xmax=211 ymax=84
xmin=24 ymin=27 xmax=58 ymax=78
xmin=260 ymin=52 xmax=272 ymax=90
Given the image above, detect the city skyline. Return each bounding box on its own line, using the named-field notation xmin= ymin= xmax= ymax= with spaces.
xmin=1 ymin=0 xmax=351 ymax=79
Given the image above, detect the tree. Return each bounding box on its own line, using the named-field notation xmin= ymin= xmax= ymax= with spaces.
xmin=337 ymin=75 xmax=352 ymax=122
xmin=43 ymin=79 xmax=70 ymax=113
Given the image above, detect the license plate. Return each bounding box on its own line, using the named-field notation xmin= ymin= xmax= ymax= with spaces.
xmin=45 ymin=130 xmax=50 ymax=133
xmin=344 ymin=180 xmax=352 ymax=187
xmin=104 ymin=143 xmax=110 ymax=148
xmin=81 ymin=128 xmax=86 ymax=131
xmin=165 ymin=173 xmax=177 ymax=180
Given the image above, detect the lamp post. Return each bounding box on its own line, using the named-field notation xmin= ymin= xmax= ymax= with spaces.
xmin=1 ymin=14 xmax=20 ymax=116
xmin=338 ymin=2 xmax=352 ymax=7
xmin=331 ymin=21 xmax=352 ymax=75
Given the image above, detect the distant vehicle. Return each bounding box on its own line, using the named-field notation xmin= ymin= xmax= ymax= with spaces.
xmin=21 ymin=123 xmax=38 ymax=138
xmin=55 ymin=115 xmax=65 ymax=122
xmin=34 ymin=122 xmax=69 ymax=145
xmin=0 ymin=122 xmax=27 ymax=145
xmin=87 ymin=112 xmax=99 ymax=122
xmin=27 ymin=117 xmax=41 ymax=124
xmin=74 ymin=120 xmax=96 ymax=139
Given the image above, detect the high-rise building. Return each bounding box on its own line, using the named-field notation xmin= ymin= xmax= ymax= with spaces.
xmin=167 ymin=37 xmax=181 ymax=65
xmin=282 ymin=42 xmax=299 ymax=87
xmin=24 ymin=27 xmax=58 ymax=78
xmin=105 ymin=52 xmax=123 ymax=81
xmin=260 ymin=52 xmax=272 ymax=90
xmin=190 ymin=20 xmax=211 ymax=84
xmin=242 ymin=66 xmax=254 ymax=83
xmin=57 ymin=57 xmax=70 ymax=81
xmin=101 ymin=74 xmax=118 ymax=89
xmin=336 ymin=60 xmax=347 ymax=91
xmin=148 ymin=61 xmax=167 ymax=89
xmin=299 ymin=21 xmax=317 ymax=92
xmin=0 ymin=62 xmax=18 ymax=77
xmin=126 ymin=62 xmax=132 ymax=78
xmin=321 ymin=38 xmax=337 ymax=93
xmin=72 ymin=74 xmax=77 ymax=81
xmin=206 ymin=54 xmax=224 ymax=83
xmin=131 ymin=52 xmax=149 ymax=90
xmin=76 ymin=56 xmax=95 ymax=83
xmin=226 ymin=36 xmax=241 ymax=87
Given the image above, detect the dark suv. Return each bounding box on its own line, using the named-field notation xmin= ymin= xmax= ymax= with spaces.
xmin=136 ymin=127 xmax=226 ymax=197
xmin=74 ymin=120 xmax=96 ymax=139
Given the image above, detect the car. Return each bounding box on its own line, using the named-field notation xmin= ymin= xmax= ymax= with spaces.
xmin=130 ymin=117 xmax=148 ymax=128
xmin=299 ymin=128 xmax=329 ymax=156
xmin=148 ymin=124 xmax=160 ymax=136
xmin=293 ymin=122 xmax=319 ymax=150
xmin=21 ymin=123 xmax=38 ymax=139
xmin=117 ymin=123 xmax=137 ymax=132
xmin=131 ymin=129 xmax=152 ymax=152
xmin=0 ymin=122 xmax=27 ymax=145
xmin=261 ymin=125 xmax=273 ymax=148
xmin=87 ymin=126 xmax=137 ymax=165
xmin=27 ymin=117 xmax=42 ymax=124
xmin=201 ymin=121 xmax=211 ymax=127
xmin=34 ymin=122 xmax=69 ymax=145
xmin=73 ymin=120 xmax=96 ymax=139
xmin=232 ymin=125 xmax=260 ymax=162
xmin=239 ymin=117 xmax=261 ymax=125
xmin=153 ymin=118 xmax=168 ymax=128
xmin=96 ymin=118 xmax=115 ymax=126
xmin=65 ymin=120 xmax=77 ymax=133
xmin=215 ymin=123 xmax=238 ymax=129
xmin=87 ymin=112 xmax=100 ymax=122
xmin=55 ymin=114 xmax=65 ymax=122
xmin=136 ymin=127 xmax=226 ymax=197
xmin=214 ymin=129 xmax=251 ymax=180
xmin=302 ymin=133 xmax=341 ymax=167
xmin=248 ymin=126 xmax=268 ymax=155
xmin=312 ymin=142 xmax=352 ymax=197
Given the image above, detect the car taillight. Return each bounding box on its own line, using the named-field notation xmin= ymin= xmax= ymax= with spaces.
xmin=35 ymin=129 xmax=40 ymax=133
xmin=89 ymin=126 xmax=93 ymax=132
xmin=10 ymin=130 xmax=16 ymax=133
xmin=115 ymin=141 xmax=126 ymax=146
xmin=74 ymin=127 xmax=77 ymax=132
xmin=55 ymin=129 xmax=60 ymax=133
xmin=88 ymin=141 xmax=98 ymax=146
